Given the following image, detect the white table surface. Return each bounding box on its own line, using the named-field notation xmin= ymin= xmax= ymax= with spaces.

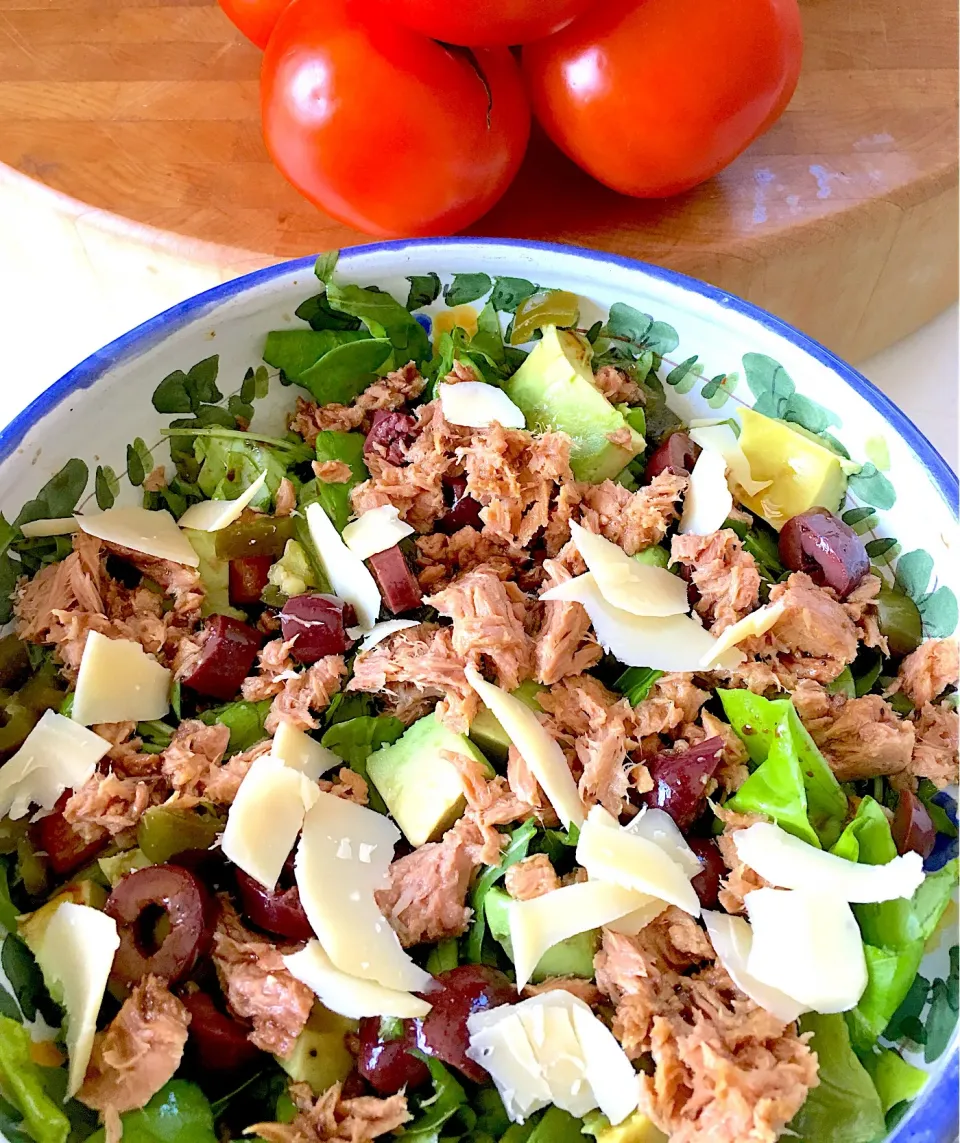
xmin=0 ymin=169 xmax=956 ymax=471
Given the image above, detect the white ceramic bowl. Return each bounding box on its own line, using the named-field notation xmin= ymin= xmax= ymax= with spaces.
xmin=0 ymin=239 xmax=955 ymax=1141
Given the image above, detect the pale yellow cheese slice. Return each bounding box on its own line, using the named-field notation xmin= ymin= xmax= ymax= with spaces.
xmin=71 ymin=631 xmax=171 ymax=726
xmin=342 ymin=506 xmax=414 ymax=561
xmin=699 ymin=600 xmax=787 ymax=667
xmin=20 ymin=517 xmax=80 ymax=538
xmin=679 ymin=447 xmax=733 ymax=536
xmin=568 ymin=521 xmax=688 ymax=618
xmin=0 ymin=711 xmax=110 ymax=820
xmin=272 ymin=720 xmax=341 ymax=781
xmin=77 ymin=506 xmax=200 ymax=567
xmin=176 ymin=471 xmax=267 ymax=532
xmin=283 ymin=940 xmax=432 ymax=1020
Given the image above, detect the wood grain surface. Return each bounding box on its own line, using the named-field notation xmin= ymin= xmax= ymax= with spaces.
xmin=0 ymin=0 xmax=956 ymax=361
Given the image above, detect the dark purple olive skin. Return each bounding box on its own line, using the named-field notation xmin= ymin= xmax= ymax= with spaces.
xmin=280 ymin=593 xmax=356 ymax=663
xmin=778 ymin=508 xmax=870 ymax=599
xmin=639 ymin=737 xmax=724 ymax=832
xmin=356 ymin=1020 xmax=430 ymax=1094
xmin=686 ymin=836 xmax=727 ymax=909
xmin=644 ymin=432 xmax=700 ymax=483
xmin=438 ymin=477 xmax=483 ymax=534
xmin=892 ymin=790 xmax=936 ymax=859
xmin=365 ymin=411 xmax=418 ymax=467
xmin=181 ymin=990 xmax=261 ymax=1073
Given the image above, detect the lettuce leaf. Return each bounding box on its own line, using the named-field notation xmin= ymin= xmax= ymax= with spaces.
xmin=404 ymin=1054 xmax=469 ymax=1142
xmin=86 ymin=1081 xmax=217 ymax=1143
xmin=847 ymin=942 xmax=925 ymax=1054
xmin=198 ymin=699 xmax=272 ymax=755
xmin=861 ymin=1048 xmax=927 ymax=1115
xmin=313 ymin=432 xmax=369 ymax=533
xmin=789 ymin=1013 xmax=885 ymax=1143
xmin=321 ymin=716 xmax=404 ymax=814
xmin=325 ymin=282 xmax=431 ymax=366
xmin=194 ymin=435 xmax=295 ymax=509
xmin=911 ymin=857 xmax=958 ymax=942
xmin=0 ymin=1016 xmax=69 ymax=1143
xmin=262 ymin=329 xmax=370 ymax=381
xmin=721 ymin=690 xmax=846 ymax=848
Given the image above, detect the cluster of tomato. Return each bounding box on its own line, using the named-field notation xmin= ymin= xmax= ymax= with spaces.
xmin=219 ymin=0 xmax=803 ymax=237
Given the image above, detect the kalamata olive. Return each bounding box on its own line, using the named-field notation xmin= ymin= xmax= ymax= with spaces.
xmin=892 ymin=790 xmax=936 ymax=860
xmin=235 ymin=867 xmax=314 ymax=942
xmin=686 ymin=836 xmax=727 ymax=910
xmin=367 ymin=546 xmax=422 ymax=614
xmin=413 ymin=964 xmax=515 ymax=1081
xmin=356 ymin=1018 xmax=430 ymax=1095
xmin=280 ymin=594 xmax=357 ymax=663
xmin=229 ymin=556 xmax=273 ymax=606
xmin=36 ymin=792 xmax=107 ymax=876
xmin=438 ymin=477 xmax=483 ymax=534
xmin=643 ymin=431 xmax=700 ymax=483
xmin=364 ymin=411 xmax=418 ymax=467
xmin=639 ymin=737 xmax=724 ymax=832
xmin=181 ymin=989 xmax=261 ymax=1073
xmin=778 ymin=509 xmax=870 ymax=599
xmin=182 ymin=615 xmax=262 ymax=700
xmin=105 ymin=864 xmax=214 ymax=986
xmin=340 ymin=1070 xmax=369 ymax=1100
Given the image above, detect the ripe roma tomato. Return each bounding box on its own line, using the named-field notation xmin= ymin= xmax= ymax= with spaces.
xmin=522 ymin=0 xmax=803 ymax=198
xmin=261 ymin=0 xmax=530 ymax=236
xmin=218 ymin=0 xmax=289 ymax=50
xmin=368 ymin=0 xmax=595 ymax=47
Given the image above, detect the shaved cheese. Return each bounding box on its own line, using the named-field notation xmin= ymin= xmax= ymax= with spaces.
xmin=349 ymin=619 xmax=419 ymax=654
xmin=71 ymin=631 xmax=171 ymax=726
xmin=222 ymin=753 xmax=318 ymax=890
xmin=34 ymin=903 xmax=120 ymax=1097
xmin=733 ymin=822 xmax=925 ymax=903
xmin=699 ymin=600 xmax=787 ymax=667
xmin=272 ymin=720 xmax=341 ymax=781
xmin=305 ymin=502 xmax=381 ymax=631
xmin=703 ymin=910 xmax=809 ymax=1024
xmin=623 ymin=807 xmax=702 ymax=879
xmin=20 ymin=517 xmax=79 ymax=538
xmin=284 ymin=940 xmax=432 ymax=1020
xmin=77 ymin=505 xmax=199 ymax=567
xmin=176 ymin=471 xmax=268 ymax=532
xmin=576 ymin=806 xmax=700 ymax=916
xmin=568 ymin=521 xmax=688 ymax=617
xmin=296 ymin=792 xmax=432 ymax=993
xmin=541 ymin=573 xmax=744 ymax=673
xmin=466 ymin=992 xmax=640 ymax=1126
xmin=439 ymin=381 xmax=525 ymax=429
xmin=679 ymin=447 xmax=733 ymax=536
xmin=510 ymin=880 xmax=656 ymax=989
xmin=690 ymin=423 xmax=771 ymax=497
xmin=0 ymin=711 xmax=109 ymax=820
xmin=603 ymin=897 xmax=668 ymax=936
xmin=746 ymin=888 xmax=867 ymax=1013
xmin=342 ymin=505 xmax=415 ymax=561
xmin=464 ymin=666 xmax=583 ymax=830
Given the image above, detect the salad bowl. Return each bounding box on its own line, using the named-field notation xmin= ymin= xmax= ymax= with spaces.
xmin=0 ymin=238 xmax=955 ymax=1143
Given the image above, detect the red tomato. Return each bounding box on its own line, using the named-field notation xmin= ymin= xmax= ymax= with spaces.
xmin=218 ymin=0 xmax=289 ymax=49
xmin=261 ymin=0 xmax=530 ymax=236
xmin=522 ymin=0 xmax=803 ymax=198
xmin=367 ymin=0 xmax=595 ymax=47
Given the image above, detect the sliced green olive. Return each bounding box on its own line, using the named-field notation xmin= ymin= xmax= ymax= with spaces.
xmin=876 ymin=585 xmax=923 ymax=658
xmin=214 ymin=515 xmax=295 ymax=561
xmin=509 ymin=290 xmax=580 ymax=346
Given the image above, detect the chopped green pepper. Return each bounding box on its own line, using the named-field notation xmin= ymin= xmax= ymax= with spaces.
xmin=0 ymin=702 xmax=37 ymax=756
xmin=214 ymin=515 xmax=295 ymax=561
xmin=509 ymin=290 xmax=580 ymax=345
xmin=137 ymin=805 xmax=225 ymax=864
xmin=16 ymin=664 xmax=65 ymax=716
xmin=876 ymin=586 xmax=923 ymax=657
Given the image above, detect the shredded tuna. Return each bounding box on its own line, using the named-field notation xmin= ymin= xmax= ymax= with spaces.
xmin=894 ymin=639 xmax=958 ymax=708
xmin=160 ymin=720 xmax=231 ymax=799
xmin=670 ymin=530 xmax=761 ymax=635
xmin=714 ymin=807 xmax=769 ymax=915
xmin=844 ymin=574 xmax=888 ymax=653
xmin=426 ymin=566 xmax=535 ymax=691
xmin=204 ymin=740 xmax=272 ymax=804
xmin=78 ymin=975 xmax=189 ymax=1137
xmin=507 ymin=745 xmax=554 ymax=820
xmin=212 ymin=899 xmax=313 ymax=1057
xmin=64 ymin=772 xmax=155 ymax=842
xmin=505 ymin=854 xmax=560 ymax=901
xmin=90 ymin=722 xmax=157 ymax=778
xmin=910 ymin=702 xmax=959 ymax=788
xmin=535 ymin=558 xmax=602 ymax=685
xmin=318 ymin=767 xmax=369 ymax=805
xmin=290 ymin=363 xmax=425 ymax=447
xmin=522 ymin=977 xmax=605 ymax=1006
xmin=265 ymin=656 xmax=347 ymax=734
xmin=577 ymin=471 xmax=687 ymax=556
xmin=142 ymin=466 xmax=167 ymax=493
xmin=444 ymin=750 xmax=532 ymax=865
xmin=700 ymin=711 xmax=750 ymax=793
xmin=348 ymin=624 xmax=477 ymax=733
xmin=275 ymin=478 xmax=297 ymax=516
xmin=375 ymin=818 xmax=484 ymax=947
xmin=593 ymin=365 xmax=643 ymax=405
xmin=242 ymin=638 xmax=300 ymax=701
xmin=250 ymin=1081 xmax=410 ymax=1143
xmin=415 ymin=528 xmax=521 ymax=592
xmin=102 ymin=541 xmax=205 ymax=619
xmin=312 ymin=460 xmax=352 ymax=484
xmin=634 ymin=673 xmax=710 ymax=738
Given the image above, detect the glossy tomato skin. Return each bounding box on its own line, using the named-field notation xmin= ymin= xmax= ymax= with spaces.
xmin=522 ymin=0 xmax=803 ymax=198
xmin=218 ymin=0 xmax=289 ymax=50
xmin=261 ymin=0 xmax=530 ymax=236
xmin=368 ymin=0 xmax=594 ymax=47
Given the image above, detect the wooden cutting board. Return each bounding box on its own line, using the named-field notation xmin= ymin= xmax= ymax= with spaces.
xmin=0 ymin=0 xmax=956 ymax=362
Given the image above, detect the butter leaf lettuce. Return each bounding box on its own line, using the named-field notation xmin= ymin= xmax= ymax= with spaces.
xmin=313 ymin=431 xmax=369 ymax=533
xmin=0 ymin=1016 xmax=69 ymax=1143
xmin=720 ymin=690 xmax=846 ymax=848
xmin=861 ymin=1048 xmax=927 ymax=1115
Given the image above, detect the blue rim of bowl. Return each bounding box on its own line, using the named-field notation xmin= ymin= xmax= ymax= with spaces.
xmin=0 ymin=237 xmax=956 ymax=1142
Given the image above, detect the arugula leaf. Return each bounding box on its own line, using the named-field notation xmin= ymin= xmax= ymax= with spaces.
xmin=443 ymin=273 xmax=492 ymax=307
xmin=262 ymin=329 xmax=370 ymax=382
xmin=297 ymin=338 xmax=394 ymax=405
xmin=313 ymin=432 xmax=369 ymax=532
xmin=404 ymin=1054 xmax=469 ymax=1142
xmin=405 ymin=273 xmax=441 ymax=310
xmin=198 ymin=699 xmax=271 ymax=754
xmin=614 ymin=667 xmax=663 ymax=706
xmin=321 ymin=716 xmax=404 ymax=814
xmin=0 ymin=1016 xmax=70 ymax=1143
xmin=14 ymin=460 xmax=88 ymax=528
xmin=490 ymin=277 xmax=538 ymax=313
xmin=295 ymin=293 xmax=362 ymax=332
xmin=465 ymin=819 xmax=537 ymax=964
xmin=885 ymin=971 xmax=930 ymax=1044
xmin=313 ymin=250 xmax=339 ymax=285
xmin=425 ymin=938 xmax=459 ymax=976
xmin=325 ymin=282 xmax=431 ymax=365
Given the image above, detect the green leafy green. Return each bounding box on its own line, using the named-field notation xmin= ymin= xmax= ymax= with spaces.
xmin=885 ymin=971 xmax=930 ymax=1045
xmin=14 ymin=460 xmax=88 ymax=528
xmin=470 ymin=302 xmax=506 ymax=364
xmin=313 ymin=250 xmax=339 ymax=285
xmin=296 ymin=339 xmax=394 ymax=406
xmin=721 ymin=691 xmax=846 ymax=848
xmin=262 ymin=329 xmax=370 ymax=382
xmin=443 ymin=273 xmax=492 ymax=307
xmin=847 ymin=942 xmax=925 ymax=1053
xmin=405 ymin=273 xmax=441 ymax=310
xmin=527 ymin=1107 xmax=585 ymax=1143
xmin=490 ymin=277 xmax=538 ymax=313
xmin=325 ymin=282 xmax=431 ymax=365
xmin=465 ymin=819 xmax=537 ymax=964
xmin=862 ymin=1048 xmax=927 ymax=1115
xmin=0 ymin=859 xmax=20 ymax=936
xmin=151 ymin=356 xmax=222 ymax=414
xmin=1 ymin=936 xmax=50 ymax=1023
xmin=614 ymin=667 xmax=663 ymax=706
xmin=789 ymin=1013 xmax=885 ymax=1143
xmin=321 ymin=716 xmax=404 ymax=815
xmin=198 ymin=699 xmax=272 ymax=754
xmin=0 ymin=1016 xmax=70 ymax=1143
xmin=192 ymin=432 xmax=307 ymax=510
xmin=425 ymin=938 xmax=459 ymax=976
xmin=313 ymin=431 xmax=369 ymax=532
xmin=827 ymin=667 xmax=857 ymax=698
xmin=87 ymin=1081 xmax=217 ymax=1143
xmin=295 ymin=292 xmax=362 ymax=332
xmin=911 ymin=858 xmax=958 ymax=940
xmin=404 ymin=1054 xmax=470 ymax=1142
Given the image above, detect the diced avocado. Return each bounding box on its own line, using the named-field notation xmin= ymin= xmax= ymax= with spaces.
xmin=584 ymin=1109 xmax=668 ymax=1143
xmin=182 ymin=529 xmax=245 ymax=620
xmin=18 ymin=880 xmax=108 ymax=954
xmin=506 ymin=326 xmax=644 ymax=482
xmin=267 ymin=538 xmax=317 ymax=601
xmin=736 ymin=408 xmax=847 ymax=530
xmin=633 ymin=545 xmax=670 ymax=569
xmin=99 ymin=849 xmax=151 ymax=888
xmin=484 ymin=886 xmax=598 ymax=982
xmin=277 ymin=1004 xmax=357 ymax=1095
xmin=468 ymin=680 xmax=545 ymax=764
xmin=366 ymin=714 xmax=493 ymax=846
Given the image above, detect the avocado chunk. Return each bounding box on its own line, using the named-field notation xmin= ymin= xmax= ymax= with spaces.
xmin=366 ymin=714 xmax=493 ymax=847
xmin=277 ymin=1004 xmax=357 ymax=1095
xmin=183 ymin=529 xmax=246 ymax=619
xmin=736 ymin=408 xmax=847 ymax=531
xmin=484 ymin=886 xmax=598 ymax=982
xmin=506 ymin=326 xmax=644 ymax=482
xmin=19 ymin=880 xmax=108 ymax=954
xmin=468 ymin=680 xmax=545 ymax=764
xmin=584 ymin=1110 xmax=669 ymax=1143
